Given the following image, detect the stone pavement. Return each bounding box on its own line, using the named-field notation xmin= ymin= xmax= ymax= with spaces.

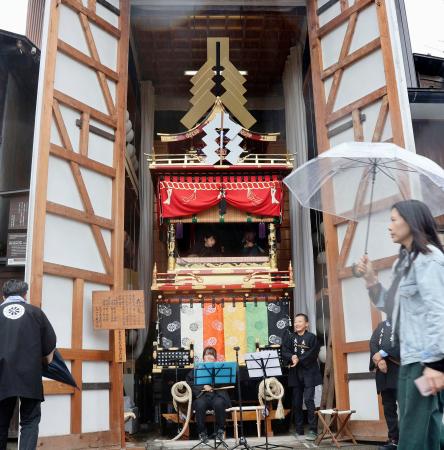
xmin=143 ymin=435 xmax=379 ymax=450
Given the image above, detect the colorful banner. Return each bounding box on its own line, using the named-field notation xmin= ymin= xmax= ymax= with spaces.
xmin=267 ymin=300 xmax=291 ymax=345
xmin=246 ymin=302 xmax=269 ymax=352
xmin=158 ymin=303 xmax=181 ymax=348
xmin=180 ymin=303 xmax=204 ymax=362
xmin=203 ymin=303 xmax=225 ymax=361
xmin=223 ymin=303 xmax=247 ymax=363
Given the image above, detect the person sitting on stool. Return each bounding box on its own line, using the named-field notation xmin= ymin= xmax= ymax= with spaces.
xmin=186 ymin=347 xmax=231 ymax=443
xmin=282 ymin=313 xmax=322 ymax=442
xmin=369 ymin=319 xmax=400 ymax=450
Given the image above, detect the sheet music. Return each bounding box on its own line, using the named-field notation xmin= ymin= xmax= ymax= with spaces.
xmin=244 ymin=350 xmax=282 ymax=378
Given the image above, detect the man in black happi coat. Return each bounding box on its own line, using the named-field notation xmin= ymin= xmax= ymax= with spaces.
xmin=369 ymin=319 xmax=400 ymax=450
xmin=282 ymin=313 xmax=322 ymax=441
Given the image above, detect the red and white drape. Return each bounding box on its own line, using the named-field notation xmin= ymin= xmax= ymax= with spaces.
xmin=158 ymin=175 xmax=283 ymax=219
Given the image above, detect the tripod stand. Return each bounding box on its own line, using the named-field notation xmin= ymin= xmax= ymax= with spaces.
xmin=230 ymin=347 xmax=254 ymax=450
xmin=245 ymin=352 xmax=291 ymax=450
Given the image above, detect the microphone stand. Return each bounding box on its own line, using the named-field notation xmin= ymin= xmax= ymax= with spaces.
xmin=230 ymin=347 xmax=254 ymax=450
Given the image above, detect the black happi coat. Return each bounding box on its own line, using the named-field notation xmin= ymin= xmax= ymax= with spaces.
xmin=186 ymin=369 xmax=232 ymax=409
xmin=0 ymin=300 xmax=56 ymax=402
xmin=282 ymin=330 xmax=322 ymax=388
xmin=369 ymin=320 xmax=400 ymax=393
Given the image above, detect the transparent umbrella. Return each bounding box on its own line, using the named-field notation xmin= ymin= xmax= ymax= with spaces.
xmin=284 ymin=142 xmax=444 ymax=256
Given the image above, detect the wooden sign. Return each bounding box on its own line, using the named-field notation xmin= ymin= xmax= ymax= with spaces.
xmin=92 ymin=290 xmax=145 ymax=330
xmin=114 ymin=329 xmax=126 ymax=363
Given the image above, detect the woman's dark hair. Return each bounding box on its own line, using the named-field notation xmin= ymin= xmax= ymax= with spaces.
xmin=392 ymin=200 xmax=443 ymax=265
xmin=202 ymin=346 xmax=217 ymax=359
xmin=2 ymin=279 xmax=28 ymax=297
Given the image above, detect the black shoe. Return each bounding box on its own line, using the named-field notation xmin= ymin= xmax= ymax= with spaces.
xmin=199 ymin=432 xmax=209 ymax=443
xmin=378 ymin=442 xmax=397 ymax=450
xmin=216 ymin=429 xmax=225 ymax=441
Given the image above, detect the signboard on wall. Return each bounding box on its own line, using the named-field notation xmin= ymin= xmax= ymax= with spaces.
xmin=6 ymin=233 xmax=27 ymax=265
xmin=8 ymin=196 xmax=29 ymax=230
xmin=92 ymin=290 xmax=145 ymax=330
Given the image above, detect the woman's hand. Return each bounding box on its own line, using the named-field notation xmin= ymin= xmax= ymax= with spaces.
xmin=203 ymin=385 xmax=213 ymax=392
xmin=377 ymin=360 xmax=388 ymax=374
xmin=356 ymin=255 xmax=378 ymax=286
xmin=423 ymin=367 xmax=444 ymax=395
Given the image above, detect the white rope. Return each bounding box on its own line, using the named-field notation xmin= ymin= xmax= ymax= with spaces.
xmin=258 ymin=377 xmax=285 ymax=420
xmin=170 ymin=381 xmax=193 ymax=441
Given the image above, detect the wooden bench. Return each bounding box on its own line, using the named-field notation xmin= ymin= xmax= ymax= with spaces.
xmin=162 ymin=404 xmax=290 ymax=440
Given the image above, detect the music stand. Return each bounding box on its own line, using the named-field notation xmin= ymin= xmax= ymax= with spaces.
xmin=244 ymin=351 xmax=291 ymax=450
xmin=230 ymin=347 xmax=254 ymax=450
xmin=191 ymin=362 xmax=236 ymax=450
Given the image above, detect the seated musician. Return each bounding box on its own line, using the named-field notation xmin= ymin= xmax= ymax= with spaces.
xmin=240 ymin=230 xmax=265 ymax=257
xmin=190 ymin=232 xmax=220 ymax=257
xmin=186 ymin=347 xmax=231 ymax=442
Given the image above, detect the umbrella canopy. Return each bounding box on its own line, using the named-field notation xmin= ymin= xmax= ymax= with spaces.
xmin=42 ymin=349 xmax=78 ymax=389
xmin=284 ymin=142 xmax=444 ymax=256
xmin=284 ymin=142 xmax=444 ymax=221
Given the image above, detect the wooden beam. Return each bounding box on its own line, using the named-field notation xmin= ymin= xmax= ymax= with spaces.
xmin=352 ymin=109 xmax=364 ymax=141
xmin=372 ymin=95 xmax=389 ymax=142
xmin=62 ymin=0 xmax=121 ymax=38
xmin=79 ymin=12 xmax=116 ymax=116
xmin=46 ymin=201 xmax=114 ymax=230
xmin=60 ymin=348 xmax=113 ymax=361
xmin=43 ymin=262 xmax=113 ymax=285
xmin=342 ymin=340 xmax=369 ymax=353
xmin=43 ymin=381 xmax=76 ymax=395
xmin=71 ymin=278 xmax=83 ymax=434
xmin=338 ymin=255 xmax=397 ymax=279
xmin=29 ymin=0 xmax=61 ymax=309
xmin=50 ymin=143 xmax=116 ymax=178
xmin=375 ymin=0 xmax=405 ymax=147
xmin=53 ymin=89 xmax=116 ymax=128
xmin=327 ymin=86 xmax=387 ymax=125
xmin=317 ymin=0 xmax=373 ymax=38
xmin=53 ymin=99 xmax=74 ymax=150
xmin=57 ymin=39 xmax=119 ymax=81
xmin=326 ymin=12 xmax=358 ymax=115
xmin=79 ymin=112 xmax=90 ymax=157
xmin=307 ymin=0 xmax=350 ymax=412
xmin=322 ymin=38 xmax=381 ymax=80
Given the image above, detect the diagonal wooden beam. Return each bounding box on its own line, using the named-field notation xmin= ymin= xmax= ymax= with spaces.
xmin=79 ymin=12 xmax=116 ymax=116
xmin=54 ymin=89 xmax=116 ymax=128
xmin=326 ymin=12 xmax=358 ymax=115
xmin=57 ymin=39 xmax=119 ymax=81
xmin=317 ymin=0 xmax=373 ymax=38
xmin=61 ymin=0 xmax=120 ymax=38
xmin=327 ymin=86 xmax=387 ymax=125
xmin=53 ymin=99 xmax=74 ymax=151
xmin=372 ymin=95 xmax=389 ymax=142
xmin=51 ymin=103 xmax=113 ymax=274
xmin=322 ymin=38 xmax=381 ymax=80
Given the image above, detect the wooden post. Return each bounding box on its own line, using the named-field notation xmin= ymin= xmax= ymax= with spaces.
xmin=268 ymin=223 xmax=277 ymax=269
xmin=167 ymin=223 xmax=176 ymax=271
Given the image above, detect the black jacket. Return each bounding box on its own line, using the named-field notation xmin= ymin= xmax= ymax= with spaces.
xmin=369 ymin=320 xmax=400 ymax=393
xmin=186 ymin=369 xmax=231 ymax=408
xmin=281 ymin=330 xmax=322 ymax=387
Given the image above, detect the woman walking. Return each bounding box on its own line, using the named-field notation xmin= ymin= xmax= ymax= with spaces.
xmin=357 ymin=199 xmax=444 ymax=450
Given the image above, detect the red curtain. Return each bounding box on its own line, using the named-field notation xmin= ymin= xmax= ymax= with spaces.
xmin=159 ymin=180 xmax=221 ymax=218
xmin=158 ymin=176 xmax=283 ymax=219
xmin=224 ymin=180 xmax=282 ymax=217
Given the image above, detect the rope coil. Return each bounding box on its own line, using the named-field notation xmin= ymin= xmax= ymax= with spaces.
xmin=170 ymin=381 xmax=193 ymax=441
xmin=258 ymin=377 xmax=285 ymax=420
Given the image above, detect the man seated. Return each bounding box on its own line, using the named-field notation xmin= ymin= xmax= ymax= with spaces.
xmin=240 ymin=230 xmax=265 ymax=257
xmin=186 ymin=347 xmax=231 ymax=442
xmin=190 ymin=232 xmax=220 ymax=257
